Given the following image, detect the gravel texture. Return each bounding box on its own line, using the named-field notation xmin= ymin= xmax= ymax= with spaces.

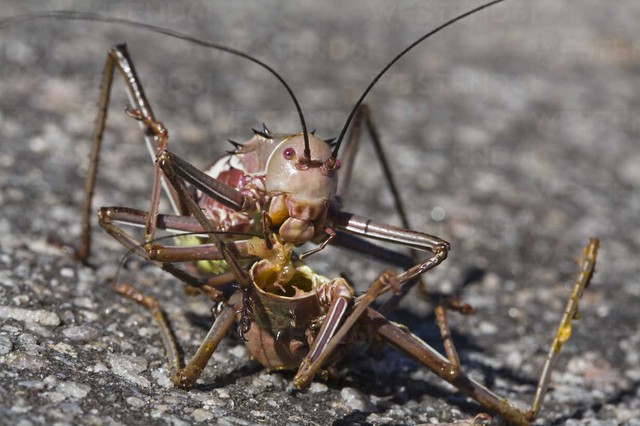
xmin=1 ymin=1 xmax=639 ymax=425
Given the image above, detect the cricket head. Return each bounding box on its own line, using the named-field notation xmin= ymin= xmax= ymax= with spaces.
xmin=266 ymin=133 xmax=340 ymax=245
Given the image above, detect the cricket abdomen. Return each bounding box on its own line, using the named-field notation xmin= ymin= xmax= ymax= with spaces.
xmin=243 ymin=258 xmax=325 ymax=370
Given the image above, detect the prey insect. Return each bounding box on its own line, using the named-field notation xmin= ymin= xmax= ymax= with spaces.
xmin=1 ymin=1 xmax=601 ymax=424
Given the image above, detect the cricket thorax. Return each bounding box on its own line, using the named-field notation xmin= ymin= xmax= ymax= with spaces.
xmin=197 ymin=147 xmax=268 ymax=232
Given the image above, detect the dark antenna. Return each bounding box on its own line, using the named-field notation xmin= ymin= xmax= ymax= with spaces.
xmin=331 ymin=0 xmax=507 ymax=160
xmin=0 ymin=11 xmax=312 ymax=161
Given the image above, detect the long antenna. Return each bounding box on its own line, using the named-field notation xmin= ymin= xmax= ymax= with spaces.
xmin=331 ymin=0 xmax=508 ymax=160
xmin=0 ymin=10 xmax=312 ymax=159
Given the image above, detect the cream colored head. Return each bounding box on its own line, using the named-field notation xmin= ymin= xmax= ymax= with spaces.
xmin=265 ymin=133 xmax=340 ymax=245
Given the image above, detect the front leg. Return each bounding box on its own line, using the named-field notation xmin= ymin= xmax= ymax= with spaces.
xmin=330 ymin=210 xmax=450 ymax=286
xmin=294 ymin=210 xmax=449 ymax=387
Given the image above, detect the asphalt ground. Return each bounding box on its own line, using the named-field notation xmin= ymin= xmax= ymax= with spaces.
xmin=0 ymin=1 xmax=639 ymax=425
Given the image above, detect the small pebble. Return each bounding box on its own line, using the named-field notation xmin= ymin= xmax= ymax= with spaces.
xmin=152 ymin=368 xmax=174 ymax=389
xmin=216 ymin=416 xmax=252 ymax=426
xmin=2 ymin=352 xmax=48 ymax=370
xmin=56 ymin=381 xmax=90 ymax=400
xmin=308 ymin=382 xmax=328 ymax=393
xmin=126 ymin=396 xmax=146 ymax=408
xmin=91 ymin=362 xmax=109 ymax=373
xmin=478 ymin=320 xmax=498 ymax=335
xmin=0 ymin=335 xmax=13 ymax=355
xmin=340 ymin=387 xmax=377 ymax=413
xmin=73 ymin=297 xmax=96 ymax=309
xmin=228 ymin=345 xmax=246 ymax=359
xmin=48 ymin=342 xmax=77 ymax=358
xmin=58 ymin=402 xmax=82 ymax=416
xmin=17 ymin=380 xmax=45 ymax=390
xmin=79 ymin=310 xmax=99 ymax=322
xmin=62 ymin=325 xmax=99 ymax=341
xmin=0 ymin=306 xmax=60 ymax=326
xmin=192 ymin=408 xmax=214 ymax=423
xmin=43 ymin=391 xmax=66 ymax=403
xmin=59 ymin=267 xmax=74 ymax=278
xmin=215 ymin=389 xmax=230 ymax=399
xmin=151 ymin=404 xmax=169 ymax=418
xmin=107 ymin=354 xmax=150 ymax=388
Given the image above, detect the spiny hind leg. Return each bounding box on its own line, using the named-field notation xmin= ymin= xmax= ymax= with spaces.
xmin=317 ymin=239 xmax=599 ymax=425
xmin=78 ymin=44 xmax=186 ymax=262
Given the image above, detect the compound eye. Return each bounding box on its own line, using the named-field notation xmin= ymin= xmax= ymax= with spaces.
xmin=283 ymin=147 xmax=296 ymax=160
